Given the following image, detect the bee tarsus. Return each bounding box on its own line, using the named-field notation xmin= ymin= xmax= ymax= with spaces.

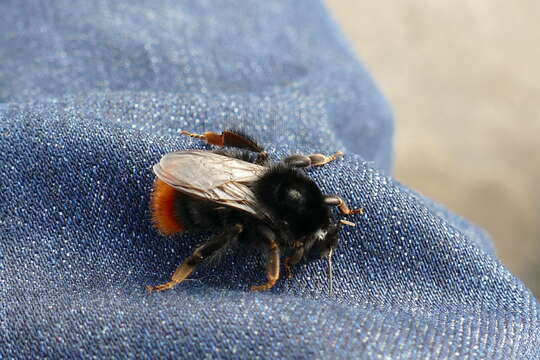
xmin=250 ymin=237 xmax=280 ymax=292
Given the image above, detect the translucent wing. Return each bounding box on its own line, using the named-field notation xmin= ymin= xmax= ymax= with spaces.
xmin=153 ymin=150 xmax=267 ymax=218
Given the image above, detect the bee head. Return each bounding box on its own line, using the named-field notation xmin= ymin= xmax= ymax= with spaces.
xmin=304 ymin=222 xmax=341 ymax=260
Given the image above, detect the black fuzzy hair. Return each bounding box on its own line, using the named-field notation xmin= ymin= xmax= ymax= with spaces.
xmin=223 ymin=128 xmax=265 ymax=153
xmin=254 ymin=165 xmax=330 ymax=237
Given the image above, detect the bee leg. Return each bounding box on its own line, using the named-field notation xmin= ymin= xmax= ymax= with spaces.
xmin=324 ymin=195 xmax=364 ymax=215
xmin=283 ymin=152 xmax=344 ymax=168
xmin=180 ymin=129 xmax=265 ymax=152
xmin=181 ymin=130 xmax=268 ymax=164
xmin=146 ymin=224 xmax=243 ymax=292
xmin=284 ymin=247 xmax=304 ymax=279
xmin=250 ymin=237 xmax=281 ymax=292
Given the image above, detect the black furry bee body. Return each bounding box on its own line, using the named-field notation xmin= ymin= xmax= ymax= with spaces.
xmin=146 ymin=130 xmax=362 ymax=293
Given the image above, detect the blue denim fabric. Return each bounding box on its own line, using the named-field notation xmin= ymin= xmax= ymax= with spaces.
xmin=1 ymin=1 xmax=538 ymax=359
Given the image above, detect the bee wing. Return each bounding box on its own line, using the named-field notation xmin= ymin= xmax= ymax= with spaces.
xmin=153 ymin=150 xmax=267 ymax=218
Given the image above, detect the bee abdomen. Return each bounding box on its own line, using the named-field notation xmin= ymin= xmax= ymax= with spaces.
xmin=150 ymin=179 xmax=185 ymax=235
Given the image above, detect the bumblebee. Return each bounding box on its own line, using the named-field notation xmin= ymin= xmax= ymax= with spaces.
xmin=146 ymin=130 xmax=362 ymax=293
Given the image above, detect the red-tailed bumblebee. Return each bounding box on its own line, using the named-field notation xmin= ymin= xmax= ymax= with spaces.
xmin=146 ymin=130 xmax=363 ymax=293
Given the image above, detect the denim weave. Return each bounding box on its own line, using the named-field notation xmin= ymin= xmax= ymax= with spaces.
xmin=1 ymin=1 xmax=538 ymax=358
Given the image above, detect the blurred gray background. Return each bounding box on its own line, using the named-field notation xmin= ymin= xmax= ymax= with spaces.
xmin=326 ymin=1 xmax=540 ymax=298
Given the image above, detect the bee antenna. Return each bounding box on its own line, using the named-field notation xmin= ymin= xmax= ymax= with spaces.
xmin=327 ymin=248 xmax=334 ymax=297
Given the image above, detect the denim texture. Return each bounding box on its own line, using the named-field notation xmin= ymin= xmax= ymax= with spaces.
xmin=1 ymin=1 xmax=538 ymax=359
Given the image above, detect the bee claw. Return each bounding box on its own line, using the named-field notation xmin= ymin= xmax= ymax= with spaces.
xmin=250 ymin=284 xmax=273 ymax=292
xmin=250 ymin=272 xmax=278 ymax=291
xmin=145 ymin=282 xmax=178 ymax=293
